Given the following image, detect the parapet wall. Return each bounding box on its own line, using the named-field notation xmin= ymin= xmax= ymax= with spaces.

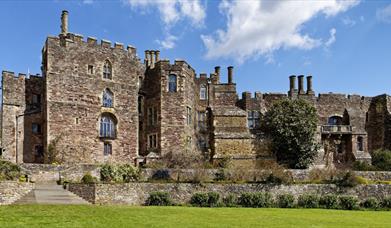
xmin=69 ymin=182 xmax=391 ymax=205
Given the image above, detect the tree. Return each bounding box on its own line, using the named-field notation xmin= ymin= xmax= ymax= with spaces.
xmin=263 ymin=99 xmax=319 ymax=169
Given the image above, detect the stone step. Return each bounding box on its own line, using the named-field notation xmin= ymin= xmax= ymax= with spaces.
xmin=14 ymin=183 xmax=90 ymax=205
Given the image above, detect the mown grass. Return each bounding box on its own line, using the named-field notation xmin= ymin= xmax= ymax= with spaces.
xmin=0 ymin=205 xmax=390 ymax=227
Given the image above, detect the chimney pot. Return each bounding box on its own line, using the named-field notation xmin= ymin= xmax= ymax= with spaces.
xmin=228 ymin=66 xmax=234 ymax=84
xmin=61 ymin=10 xmax=69 ymax=35
xmin=298 ymin=75 xmax=305 ymax=95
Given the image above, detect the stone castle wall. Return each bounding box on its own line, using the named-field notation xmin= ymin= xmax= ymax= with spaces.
xmin=43 ymin=34 xmax=144 ymax=164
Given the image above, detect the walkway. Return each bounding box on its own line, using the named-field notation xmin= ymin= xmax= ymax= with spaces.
xmin=15 ymin=183 xmax=89 ymax=205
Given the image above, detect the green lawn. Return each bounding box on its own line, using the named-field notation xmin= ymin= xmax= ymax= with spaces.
xmin=0 ymin=205 xmax=390 ymax=227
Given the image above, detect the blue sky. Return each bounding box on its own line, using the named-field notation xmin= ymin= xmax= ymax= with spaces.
xmin=1 ymin=0 xmax=391 ymax=97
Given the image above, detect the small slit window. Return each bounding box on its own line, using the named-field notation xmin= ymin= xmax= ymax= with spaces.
xmin=103 ymin=60 xmax=112 ymax=79
xmin=357 ymin=136 xmax=364 ymax=151
xmin=88 ymin=65 xmax=94 ymax=74
xmin=200 ymin=85 xmax=207 ymax=100
xmin=104 ymin=142 xmax=112 ymax=156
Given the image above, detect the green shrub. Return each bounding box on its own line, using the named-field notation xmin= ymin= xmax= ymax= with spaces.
xmin=0 ymin=160 xmax=21 ymax=181
xmin=223 ymin=194 xmax=237 ymax=207
xmin=339 ymin=196 xmax=359 ymax=210
xmin=238 ymin=193 xmax=254 ymax=208
xmin=360 ymin=197 xmax=379 ymax=209
xmin=81 ymin=173 xmax=97 ymax=184
xmin=319 ymin=194 xmax=339 ymax=209
xmin=334 ymin=171 xmax=359 ymax=188
xmin=372 ymin=149 xmax=391 ymax=171
xmin=238 ymin=192 xmax=273 ymax=208
xmin=190 ymin=193 xmax=210 ymax=207
xmin=381 ymin=196 xmax=391 ymax=209
xmin=298 ymin=194 xmax=319 ymax=208
xmin=207 ymin=192 xmax=220 ymax=207
xmin=276 ymin=194 xmax=295 ymax=208
xmin=352 ymin=161 xmax=377 ymax=171
xmin=214 ymin=169 xmax=228 ymax=182
xmin=100 ymin=164 xmax=139 ymax=183
xmin=146 ymin=192 xmax=172 ymax=206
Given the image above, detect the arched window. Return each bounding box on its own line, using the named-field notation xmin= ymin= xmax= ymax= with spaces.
xmin=102 ymin=89 xmax=113 ymax=107
xmin=200 ymin=85 xmax=207 ymax=100
xmin=168 ymin=74 xmax=177 ymax=92
xmin=100 ymin=114 xmax=116 ymax=138
xmin=357 ymin=136 xmax=364 ymax=151
xmin=328 ymin=116 xmax=343 ymax=125
xmin=103 ymin=60 xmax=112 ymax=79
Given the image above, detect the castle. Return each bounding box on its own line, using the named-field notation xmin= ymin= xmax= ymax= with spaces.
xmin=1 ymin=11 xmax=390 ymax=168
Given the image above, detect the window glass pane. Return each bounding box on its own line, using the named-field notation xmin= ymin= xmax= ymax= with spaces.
xmin=168 ymin=75 xmax=177 ymax=92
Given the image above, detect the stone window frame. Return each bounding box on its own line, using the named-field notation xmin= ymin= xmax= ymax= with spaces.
xmin=247 ymin=110 xmax=260 ymax=129
xmin=99 ymin=113 xmax=117 ymax=139
xmin=168 ymin=74 xmax=177 ymax=92
xmin=200 ymin=84 xmax=207 ymax=100
xmin=357 ymin=136 xmax=364 ymax=151
xmin=147 ymin=133 xmax=158 ymax=149
xmin=328 ymin=115 xmax=343 ymax=125
xmin=102 ymin=88 xmax=114 ymax=108
xmin=87 ymin=65 xmax=94 ymax=74
xmin=197 ymin=111 xmax=206 ymax=130
xmin=147 ymin=107 xmax=158 ymax=126
xmin=104 ymin=142 xmax=112 ymax=156
xmin=103 ymin=60 xmax=113 ymax=80
xmin=32 ymin=123 xmax=41 ymax=134
xmin=186 ymin=106 xmax=192 ymax=125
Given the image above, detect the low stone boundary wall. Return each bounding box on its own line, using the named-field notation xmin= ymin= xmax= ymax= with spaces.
xmin=20 ymin=164 xmax=100 ymax=183
xmin=17 ymin=163 xmax=391 ymax=183
xmin=68 ymin=182 xmax=391 ymax=205
xmin=0 ymin=181 xmax=34 ymax=205
xmin=140 ymin=168 xmax=391 ymax=182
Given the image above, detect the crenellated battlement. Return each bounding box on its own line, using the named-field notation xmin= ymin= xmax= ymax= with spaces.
xmin=55 ymin=33 xmax=138 ymax=57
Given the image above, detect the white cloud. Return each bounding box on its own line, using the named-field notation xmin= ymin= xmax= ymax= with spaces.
xmin=201 ymin=0 xmax=359 ymax=63
xmin=124 ymin=0 xmax=205 ymax=49
xmin=342 ymin=17 xmax=356 ymax=27
xmin=82 ymin=0 xmax=94 ymax=4
xmin=325 ymin=28 xmax=337 ymax=47
xmin=156 ymin=34 xmax=178 ymax=49
xmin=376 ymin=4 xmax=391 ymax=23
xmin=124 ymin=0 xmax=205 ymax=27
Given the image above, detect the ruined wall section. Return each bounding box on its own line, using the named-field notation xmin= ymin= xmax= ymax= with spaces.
xmin=44 ymin=34 xmax=143 ymax=164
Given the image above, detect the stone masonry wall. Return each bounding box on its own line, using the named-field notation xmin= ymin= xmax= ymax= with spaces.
xmin=68 ymin=182 xmax=391 ymax=205
xmin=0 ymin=181 xmax=34 ymax=205
xmin=44 ymin=34 xmax=143 ymax=164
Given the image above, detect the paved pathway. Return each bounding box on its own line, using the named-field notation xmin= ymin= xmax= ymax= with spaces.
xmin=15 ymin=183 xmax=89 ymax=205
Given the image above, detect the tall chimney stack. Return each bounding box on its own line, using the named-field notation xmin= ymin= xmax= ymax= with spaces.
xmin=227 ymin=66 xmax=233 ymax=84
xmin=156 ymin=50 xmax=160 ymax=62
xmin=150 ymin=50 xmax=155 ymax=68
xmin=144 ymin=50 xmax=150 ymax=66
xmin=213 ymin=66 xmax=221 ymax=84
xmin=306 ymin=76 xmax=314 ymax=95
xmin=61 ymin=10 xmax=69 ymax=35
xmin=298 ymin=75 xmax=305 ymax=95
xmin=289 ymin=75 xmax=296 ymax=92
